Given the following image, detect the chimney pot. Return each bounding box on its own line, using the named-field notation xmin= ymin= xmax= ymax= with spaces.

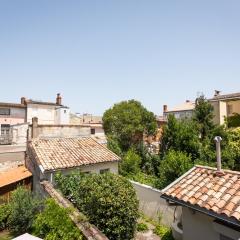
xmin=214 ymin=136 xmax=223 ymax=174
xmin=214 ymin=90 xmax=221 ymax=97
xmin=163 ymin=105 xmax=168 ymax=113
xmin=56 ymin=93 xmax=62 ymax=105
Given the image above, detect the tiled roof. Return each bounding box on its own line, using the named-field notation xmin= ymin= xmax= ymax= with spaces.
xmin=166 ymin=101 xmax=195 ymax=113
xmin=162 ymin=165 xmax=240 ymax=223
xmin=0 ymin=166 xmax=32 ymax=188
xmin=209 ymin=92 xmax=240 ymax=101
xmin=29 ymin=137 xmax=120 ymax=171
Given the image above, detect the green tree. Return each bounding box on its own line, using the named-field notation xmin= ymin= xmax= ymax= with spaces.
xmin=157 ymin=150 xmax=193 ymax=189
xmin=7 ymin=187 xmax=42 ymax=236
xmin=103 ymin=100 xmax=157 ymax=151
xmin=33 ymin=199 xmax=82 ymax=240
xmin=193 ymin=95 xmax=214 ymax=140
xmin=160 ymin=115 xmax=200 ymax=159
xmin=120 ymin=149 xmax=141 ymax=176
xmin=56 ymin=172 xmax=139 ymax=240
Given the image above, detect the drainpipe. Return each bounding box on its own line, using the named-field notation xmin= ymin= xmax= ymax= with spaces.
xmin=214 ymin=136 xmax=223 ymax=175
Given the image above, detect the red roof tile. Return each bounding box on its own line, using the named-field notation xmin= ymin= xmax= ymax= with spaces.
xmin=162 ymin=165 xmax=240 ymax=222
xmin=29 ymin=137 xmax=120 ymax=171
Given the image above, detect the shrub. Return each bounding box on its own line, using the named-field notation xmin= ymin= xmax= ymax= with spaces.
xmin=130 ymin=172 xmax=158 ymax=188
xmin=157 ymin=150 xmax=193 ymax=189
xmin=7 ymin=187 xmax=42 ymax=236
xmin=154 ymin=225 xmax=174 ymax=240
xmin=33 ymin=199 xmax=82 ymax=240
xmin=120 ymin=149 xmax=141 ymax=176
xmin=137 ymin=223 xmax=148 ymax=232
xmin=56 ymin=172 xmax=139 ymax=240
xmin=0 ymin=204 xmax=10 ymax=230
xmin=226 ymin=113 xmax=240 ymax=128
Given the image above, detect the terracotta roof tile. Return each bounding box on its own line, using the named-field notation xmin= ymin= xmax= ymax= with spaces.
xmin=162 ymin=165 xmax=240 ymax=222
xmin=29 ymin=137 xmax=121 ymax=171
xmin=0 ymin=166 xmax=32 ymax=188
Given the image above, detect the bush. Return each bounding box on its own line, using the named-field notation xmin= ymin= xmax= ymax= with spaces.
xmin=154 ymin=225 xmax=174 ymax=240
xmin=56 ymin=172 xmax=139 ymax=240
xmin=157 ymin=150 xmax=193 ymax=189
xmin=0 ymin=204 xmax=10 ymax=230
xmin=120 ymin=149 xmax=141 ymax=176
xmin=137 ymin=223 xmax=148 ymax=232
xmin=130 ymin=172 xmax=159 ymax=188
xmin=226 ymin=113 xmax=240 ymax=128
xmin=33 ymin=199 xmax=82 ymax=240
xmin=7 ymin=187 xmax=42 ymax=236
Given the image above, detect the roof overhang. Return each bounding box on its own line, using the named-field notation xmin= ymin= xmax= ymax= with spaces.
xmin=161 ymin=194 xmax=240 ymax=228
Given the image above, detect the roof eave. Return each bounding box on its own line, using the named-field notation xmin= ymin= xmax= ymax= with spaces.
xmin=161 ymin=194 xmax=240 ymax=228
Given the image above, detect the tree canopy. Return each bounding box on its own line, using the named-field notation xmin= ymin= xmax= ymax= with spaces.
xmin=103 ymin=100 xmax=157 ymax=151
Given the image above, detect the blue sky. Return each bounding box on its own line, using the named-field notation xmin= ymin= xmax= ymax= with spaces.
xmin=0 ymin=1 xmax=240 ymax=115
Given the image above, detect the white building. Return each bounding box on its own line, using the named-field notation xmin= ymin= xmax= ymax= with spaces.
xmin=25 ymin=93 xmax=70 ymax=125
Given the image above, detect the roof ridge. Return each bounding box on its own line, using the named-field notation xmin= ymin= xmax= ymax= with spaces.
xmin=195 ymin=165 xmax=240 ymax=176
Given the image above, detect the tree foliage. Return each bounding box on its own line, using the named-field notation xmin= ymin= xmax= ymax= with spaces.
xmin=7 ymin=187 xmax=42 ymax=236
xmin=103 ymin=100 xmax=157 ymax=151
xmin=157 ymin=150 xmax=193 ymax=189
xmin=32 ymin=199 xmax=82 ymax=240
xmin=120 ymin=149 xmax=141 ymax=176
xmin=193 ymin=95 xmax=214 ymax=140
xmin=226 ymin=113 xmax=240 ymax=128
xmin=55 ymin=172 xmax=139 ymax=240
xmin=160 ymin=115 xmax=200 ymax=159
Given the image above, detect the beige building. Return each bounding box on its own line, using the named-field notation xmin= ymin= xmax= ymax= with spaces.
xmin=27 ymin=137 xmax=120 ymax=190
xmin=209 ymin=91 xmax=240 ymax=125
xmin=163 ymin=100 xmax=195 ymax=120
xmin=161 ymin=165 xmax=240 ymax=240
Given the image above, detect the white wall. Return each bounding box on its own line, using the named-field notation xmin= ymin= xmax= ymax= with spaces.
xmin=55 ymin=107 xmax=70 ymax=124
xmin=27 ymin=104 xmax=56 ymax=124
xmin=131 ymin=181 xmax=177 ymax=226
xmin=182 ymin=207 xmax=240 ymax=240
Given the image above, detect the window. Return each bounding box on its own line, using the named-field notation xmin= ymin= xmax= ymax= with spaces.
xmin=91 ymin=128 xmax=95 ymax=135
xmin=0 ymin=108 xmax=10 ymax=115
xmin=220 ymin=234 xmax=234 ymax=240
xmin=227 ymin=105 xmax=233 ymax=115
xmin=100 ymin=169 xmax=110 ymax=174
xmin=1 ymin=124 xmax=10 ymax=135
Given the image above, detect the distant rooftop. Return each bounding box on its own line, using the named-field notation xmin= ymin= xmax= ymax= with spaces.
xmin=165 ymin=101 xmax=195 ymax=113
xmin=29 ymin=137 xmax=120 ymax=171
xmin=209 ymin=91 xmax=240 ymax=101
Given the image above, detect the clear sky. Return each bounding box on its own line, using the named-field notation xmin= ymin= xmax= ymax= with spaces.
xmin=0 ymin=1 xmax=240 ymax=115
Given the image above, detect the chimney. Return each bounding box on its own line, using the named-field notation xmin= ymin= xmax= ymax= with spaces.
xmin=186 ymin=100 xmax=190 ymax=103
xmin=214 ymin=136 xmax=224 ymax=175
xmin=21 ymin=97 xmax=26 ymax=105
xmin=32 ymin=117 xmax=38 ymax=139
xmin=214 ymin=90 xmax=221 ymax=97
xmin=163 ymin=105 xmax=168 ymax=113
xmin=56 ymin=93 xmax=62 ymax=105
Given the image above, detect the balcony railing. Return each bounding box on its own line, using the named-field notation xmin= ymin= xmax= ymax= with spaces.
xmin=0 ymin=134 xmax=13 ymax=145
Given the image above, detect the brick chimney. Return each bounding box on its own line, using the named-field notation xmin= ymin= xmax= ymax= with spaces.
xmin=56 ymin=93 xmax=62 ymax=105
xmin=21 ymin=97 xmax=26 ymax=105
xmin=163 ymin=105 xmax=168 ymax=113
xmin=32 ymin=117 xmax=38 ymax=139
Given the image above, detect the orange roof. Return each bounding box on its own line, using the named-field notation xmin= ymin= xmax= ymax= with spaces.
xmin=162 ymin=165 xmax=240 ymax=223
xmin=0 ymin=166 xmax=32 ymax=188
xmin=29 ymin=137 xmax=120 ymax=171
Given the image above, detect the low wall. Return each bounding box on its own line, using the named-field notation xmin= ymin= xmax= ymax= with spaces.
xmin=131 ymin=180 xmax=181 ymax=226
xmin=29 ymin=124 xmax=91 ymax=138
